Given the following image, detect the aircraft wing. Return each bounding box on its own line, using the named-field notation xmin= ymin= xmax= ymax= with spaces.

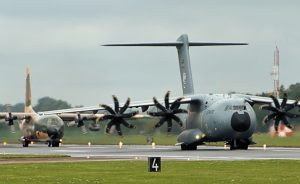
xmin=0 ymin=112 xmax=34 ymax=120
xmin=39 ymin=96 xmax=194 ymax=115
xmin=234 ymin=94 xmax=300 ymax=106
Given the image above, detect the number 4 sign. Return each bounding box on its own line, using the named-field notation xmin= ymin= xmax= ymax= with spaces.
xmin=148 ymin=157 xmax=161 ymax=172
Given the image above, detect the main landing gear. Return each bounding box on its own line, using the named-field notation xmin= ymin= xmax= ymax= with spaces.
xmin=181 ymin=144 xmax=197 ymax=150
xmin=229 ymin=139 xmax=249 ymax=150
xmin=48 ymin=140 xmax=60 ymax=147
xmin=22 ymin=138 xmax=30 ymax=147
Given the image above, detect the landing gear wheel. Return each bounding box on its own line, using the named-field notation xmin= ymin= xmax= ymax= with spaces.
xmin=181 ymin=144 xmax=197 ymax=150
xmin=52 ymin=141 xmax=60 ymax=147
xmin=22 ymin=139 xmax=29 ymax=147
xmin=48 ymin=140 xmax=60 ymax=147
xmin=229 ymin=139 xmax=249 ymax=150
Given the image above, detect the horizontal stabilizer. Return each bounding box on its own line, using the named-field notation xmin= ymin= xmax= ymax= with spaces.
xmin=103 ymin=42 xmax=248 ymax=47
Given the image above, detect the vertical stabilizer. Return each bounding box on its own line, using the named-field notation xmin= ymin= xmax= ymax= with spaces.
xmin=103 ymin=34 xmax=247 ymax=96
xmin=176 ymin=34 xmax=194 ymax=95
xmin=25 ymin=66 xmax=34 ymax=113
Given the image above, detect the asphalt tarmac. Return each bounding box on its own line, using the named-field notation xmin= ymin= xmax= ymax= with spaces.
xmin=1 ymin=144 xmax=300 ymax=161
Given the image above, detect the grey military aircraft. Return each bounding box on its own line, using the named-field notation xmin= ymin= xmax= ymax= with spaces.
xmin=0 ymin=66 xmax=104 ymax=147
xmin=40 ymin=34 xmax=300 ymax=150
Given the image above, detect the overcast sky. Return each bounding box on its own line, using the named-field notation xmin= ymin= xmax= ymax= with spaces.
xmin=0 ymin=0 xmax=299 ymax=106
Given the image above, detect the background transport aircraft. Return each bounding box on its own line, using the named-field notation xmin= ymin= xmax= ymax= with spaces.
xmin=0 ymin=67 xmax=105 ymax=147
xmin=42 ymin=34 xmax=300 ymax=150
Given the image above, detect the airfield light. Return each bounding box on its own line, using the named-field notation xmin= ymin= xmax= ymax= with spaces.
xmin=31 ymin=141 xmax=34 ymax=145
xmin=119 ymin=141 xmax=123 ymax=149
xmin=3 ymin=141 xmax=7 ymax=146
xmin=88 ymin=142 xmax=91 ymax=147
xmin=263 ymin=144 xmax=267 ymax=150
xmin=224 ymin=144 xmax=227 ymax=149
xmin=152 ymin=142 xmax=156 ymax=149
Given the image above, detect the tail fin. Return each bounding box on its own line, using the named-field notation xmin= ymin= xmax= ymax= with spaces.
xmin=25 ymin=66 xmax=35 ymax=113
xmin=103 ymin=34 xmax=247 ymax=95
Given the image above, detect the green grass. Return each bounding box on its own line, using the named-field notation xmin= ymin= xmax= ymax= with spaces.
xmin=0 ymin=160 xmax=300 ymax=184
xmin=252 ymin=132 xmax=300 ymax=147
xmin=0 ymin=154 xmax=69 ymax=159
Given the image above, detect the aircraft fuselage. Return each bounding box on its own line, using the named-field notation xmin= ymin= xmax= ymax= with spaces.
xmin=178 ymin=94 xmax=256 ymax=147
xmin=19 ymin=114 xmax=64 ymax=145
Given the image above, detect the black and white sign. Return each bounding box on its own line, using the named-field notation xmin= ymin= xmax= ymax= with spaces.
xmin=148 ymin=157 xmax=161 ymax=172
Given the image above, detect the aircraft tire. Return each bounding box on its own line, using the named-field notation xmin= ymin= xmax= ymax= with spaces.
xmin=51 ymin=141 xmax=60 ymax=147
xmin=230 ymin=140 xmax=249 ymax=150
xmin=22 ymin=140 xmax=29 ymax=147
xmin=181 ymin=144 xmax=197 ymax=150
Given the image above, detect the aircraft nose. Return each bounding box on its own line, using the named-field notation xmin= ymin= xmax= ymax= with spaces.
xmin=231 ymin=112 xmax=251 ymax=132
xmin=47 ymin=127 xmax=59 ymax=139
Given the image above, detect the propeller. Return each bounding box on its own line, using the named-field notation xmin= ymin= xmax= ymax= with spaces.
xmin=260 ymin=93 xmax=300 ymax=131
xmin=5 ymin=105 xmax=17 ymax=133
xmin=101 ymin=95 xmax=137 ymax=136
xmin=69 ymin=113 xmax=88 ymax=134
xmin=148 ymin=91 xmax=187 ymax=133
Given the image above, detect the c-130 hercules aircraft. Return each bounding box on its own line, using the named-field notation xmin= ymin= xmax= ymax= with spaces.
xmin=34 ymin=34 xmax=300 ymax=150
xmin=0 ymin=66 xmax=105 ymax=147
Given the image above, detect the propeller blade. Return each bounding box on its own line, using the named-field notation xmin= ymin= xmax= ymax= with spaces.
xmin=263 ymin=113 xmax=277 ymax=124
xmin=270 ymin=95 xmax=280 ymax=109
xmin=148 ymin=111 xmax=166 ymax=117
xmin=260 ymin=105 xmax=279 ymax=113
xmin=153 ymin=97 xmax=167 ymax=112
xmin=122 ymin=111 xmax=138 ymax=119
xmin=281 ymin=116 xmax=293 ymax=129
xmin=171 ymin=114 xmax=183 ymax=127
xmin=154 ymin=117 xmax=167 ymax=128
xmin=113 ymin=95 xmax=119 ymax=113
xmin=119 ymin=98 xmax=130 ymax=114
xmin=101 ymin=114 xmax=115 ymax=120
xmin=274 ymin=117 xmax=281 ymax=132
xmin=170 ymin=97 xmax=184 ymax=110
xmin=173 ymin=109 xmax=188 ymax=114
xmin=116 ymin=124 xmax=123 ymax=136
xmin=101 ymin=104 xmax=116 ymax=115
xmin=285 ymin=112 xmax=300 ymax=118
xmin=120 ymin=119 xmax=136 ymax=129
xmin=285 ymin=101 xmax=298 ymax=112
xmin=167 ymin=119 xmax=172 ymax=133
xmin=106 ymin=120 xmax=114 ymax=134
xmin=281 ymin=93 xmax=288 ymax=108
xmin=164 ymin=91 xmax=170 ymax=109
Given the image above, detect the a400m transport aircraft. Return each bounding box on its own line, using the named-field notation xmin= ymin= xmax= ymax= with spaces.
xmin=2 ymin=34 xmax=300 ymax=150
xmin=42 ymin=34 xmax=300 ymax=150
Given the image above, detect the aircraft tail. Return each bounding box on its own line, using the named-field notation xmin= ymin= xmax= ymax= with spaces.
xmin=25 ymin=66 xmax=35 ymax=113
xmin=103 ymin=34 xmax=247 ymax=95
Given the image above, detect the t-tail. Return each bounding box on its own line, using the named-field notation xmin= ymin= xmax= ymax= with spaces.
xmin=25 ymin=66 xmax=35 ymax=113
xmin=103 ymin=34 xmax=248 ymax=95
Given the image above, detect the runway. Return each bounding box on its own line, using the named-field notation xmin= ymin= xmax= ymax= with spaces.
xmin=1 ymin=144 xmax=300 ymax=161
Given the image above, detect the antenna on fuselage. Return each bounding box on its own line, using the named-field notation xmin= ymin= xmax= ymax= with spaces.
xmin=103 ymin=34 xmax=248 ymax=96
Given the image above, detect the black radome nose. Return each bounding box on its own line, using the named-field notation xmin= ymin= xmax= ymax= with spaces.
xmin=231 ymin=112 xmax=251 ymax=132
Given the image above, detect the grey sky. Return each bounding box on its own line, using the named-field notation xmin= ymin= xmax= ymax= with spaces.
xmin=0 ymin=0 xmax=299 ymax=106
